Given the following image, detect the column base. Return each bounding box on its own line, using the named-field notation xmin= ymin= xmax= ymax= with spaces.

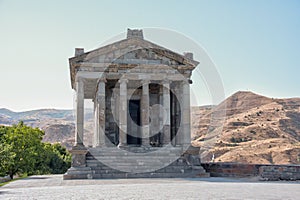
xmin=94 ymin=143 xmax=106 ymax=148
xmin=162 ymin=143 xmax=172 ymax=147
xmin=70 ymin=145 xmax=88 ymax=168
xmin=117 ymin=143 xmax=127 ymax=149
xmin=63 ymin=167 xmax=93 ymax=180
xmin=141 ymin=144 xmax=151 ymax=149
xmin=64 ymin=145 xmax=92 ymax=180
xmin=73 ymin=143 xmax=85 ymax=148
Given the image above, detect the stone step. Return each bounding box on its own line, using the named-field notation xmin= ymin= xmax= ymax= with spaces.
xmin=86 ymin=156 xmax=175 ymax=161
xmin=91 ymin=167 xmax=204 ymax=174
xmin=89 ymin=165 xmax=195 ymax=171
xmin=86 ymin=160 xmax=183 ymax=167
xmin=86 ymin=163 xmax=167 ymax=168
xmin=87 ymin=154 xmax=181 ymax=158
xmin=86 ymin=163 xmax=171 ymax=168
xmin=87 ymin=159 xmax=207 ymax=174
xmin=87 ymin=154 xmax=191 ymax=159
xmin=88 ymin=146 xmax=184 ymax=151
xmin=89 ymin=164 xmax=193 ymax=169
xmin=87 ymin=147 xmax=186 ymax=155
xmin=86 ymin=158 xmax=191 ymax=168
xmin=64 ymin=146 xmax=208 ymax=180
xmin=87 ymin=151 xmax=183 ymax=155
xmin=90 ymin=171 xmax=210 ymax=179
xmin=86 ymin=163 xmax=194 ymax=170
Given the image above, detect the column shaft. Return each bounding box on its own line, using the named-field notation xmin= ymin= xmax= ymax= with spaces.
xmin=175 ymin=90 xmax=181 ymax=143
xmin=93 ymin=99 xmax=98 ymax=147
xmin=75 ymin=78 xmax=84 ymax=146
xmin=159 ymin=88 xmax=163 ymax=145
xmin=162 ymin=81 xmax=171 ymax=146
xmin=182 ymin=81 xmax=191 ymax=145
xmin=114 ymin=88 xmax=120 ymax=145
xmin=118 ymin=79 xmax=128 ymax=146
xmin=173 ymin=85 xmax=183 ymax=146
xmin=94 ymin=79 xmax=106 ymax=147
xmin=141 ymin=80 xmax=150 ymax=146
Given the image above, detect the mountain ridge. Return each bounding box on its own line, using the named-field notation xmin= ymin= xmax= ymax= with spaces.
xmin=1 ymin=91 xmax=299 ymax=164
xmin=192 ymin=91 xmax=300 ymax=164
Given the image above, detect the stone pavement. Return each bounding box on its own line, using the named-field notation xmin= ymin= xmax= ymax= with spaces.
xmin=0 ymin=175 xmax=299 ymax=200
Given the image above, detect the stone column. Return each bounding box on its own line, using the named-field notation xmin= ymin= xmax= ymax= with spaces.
xmin=171 ymin=88 xmax=177 ymax=146
xmin=94 ymin=77 xmax=106 ymax=147
xmin=159 ymin=86 xmax=163 ymax=145
xmin=174 ymin=84 xmax=182 ymax=146
xmin=113 ymin=88 xmax=120 ymax=145
xmin=162 ymin=80 xmax=171 ymax=146
xmin=174 ymin=86 xmax=183 ymax=144
xmin=141 ymin=79 xmax=150 ymax=146
xmin=75 ymin=77 xmax=84 ymax=146
xmin=93 ymin=99 xmax=97 ymax=147
xmin=182 ymin=81 xmax=191 ymax=146
xmin=118 ymin=79 xmax=128 ymax=147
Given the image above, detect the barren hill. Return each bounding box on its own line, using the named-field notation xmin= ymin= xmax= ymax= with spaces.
xmin=1 ymin=91 xmax=299 ymax=164
xmin=192 ymin=91 xmax=300 ymax=164
xmin=0 ymin=108 xmax=94 ymax=149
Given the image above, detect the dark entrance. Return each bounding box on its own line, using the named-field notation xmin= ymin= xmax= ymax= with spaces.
xmin=127 ymin=100 xmax=141 ymax=145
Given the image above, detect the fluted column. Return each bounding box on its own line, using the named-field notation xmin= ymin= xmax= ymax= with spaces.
xmin=159 ymin=86 xmax=163 ymax=145
xmin=182 ymin=80 xmax=191 ymax=146
xmin=141 ymin=79 xmax=150 ymax=146
xmin=118 ymin=79 xmax=128 ymax=147
xmin=75 ymin=77 xmax=84 ymax=146
xmin=162 ymin=80 xmax=171 ymax=146
xmin=173 ymin=84 xmax=182 ymax=146
xmin=94 ymin=77 xmax=106 ymax=147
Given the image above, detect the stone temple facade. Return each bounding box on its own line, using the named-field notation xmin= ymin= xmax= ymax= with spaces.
xmin=63 ymin=29 xmax=208 ymax=179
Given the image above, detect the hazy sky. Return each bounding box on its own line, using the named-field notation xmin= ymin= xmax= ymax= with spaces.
xmin=0 ymin=0 xmax=299 ymax=111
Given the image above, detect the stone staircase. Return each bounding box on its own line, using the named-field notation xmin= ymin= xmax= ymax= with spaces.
xmin=64 ymin=146 xmax=209 ymax=179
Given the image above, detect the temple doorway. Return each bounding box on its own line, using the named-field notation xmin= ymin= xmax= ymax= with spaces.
xmin=127 ymin=100 xmax=141 ymax=146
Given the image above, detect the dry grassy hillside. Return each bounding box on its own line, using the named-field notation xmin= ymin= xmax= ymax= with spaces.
xmin=1 ymin=91 xmax=299 ymax=165
xmin=192 ymin=91 xmax=300 ymax=164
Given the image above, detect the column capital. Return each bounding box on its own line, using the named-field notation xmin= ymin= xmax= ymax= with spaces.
xmin=98 ymin=75 xmax=107 ymax=83
xmin=75 ymin=76 xmax=85 ymax=84
xmin=162 ymin=78 xmax=170 ymax=85
xmin=118 ymin=78 xmax=128 ymax=84
xmin=95 ymin=76 xmax=106 ymax=100
xmin=179 ymin=79 xmax=190 ymax=87
xmin=141 ymin=79 xmax=150 ymax=85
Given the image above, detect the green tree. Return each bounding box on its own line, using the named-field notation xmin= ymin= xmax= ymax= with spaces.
xmin=0 ymin=122 xmax=71 ymax=179
xmin=35 ymin=143 xmax=71 ymax=174
xmin=0 ymin=142 xmax=15 ymax=177
xmin=1 ymin=122 xmax=44 ymax=179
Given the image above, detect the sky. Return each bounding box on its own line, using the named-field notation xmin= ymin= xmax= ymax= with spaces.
xmin=0 ymin=0 xmax=299 ymax=111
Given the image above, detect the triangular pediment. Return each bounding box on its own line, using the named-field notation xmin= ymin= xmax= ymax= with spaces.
xmin=69 ymin=33 xmax=199 ymax=89
xmin=87 ymin=47 xmax=184 ymax=66
xmin=112 ymin=48 xmax=181 ymax=65
xmin=69 ymin=38 xmax=199 ymax=67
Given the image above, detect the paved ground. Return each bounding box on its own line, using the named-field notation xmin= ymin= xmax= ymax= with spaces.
xmin=0 ymin=175 xmax=300 ymax=200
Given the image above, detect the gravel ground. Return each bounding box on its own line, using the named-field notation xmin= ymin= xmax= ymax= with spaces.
xmin=0 ymin=175 xmax=300 ymax=200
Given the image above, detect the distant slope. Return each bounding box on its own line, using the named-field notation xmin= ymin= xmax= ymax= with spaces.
xmin=1 ymin=91 xmax=300 ymax=164
xmin=192 ymin=91 xmax=300 ymax=164
xmin=0 ymin=108 xmax=94 ymax=148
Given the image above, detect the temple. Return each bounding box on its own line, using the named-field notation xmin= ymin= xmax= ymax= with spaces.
xmin=63 ymin=29 xmax=208 ymax=179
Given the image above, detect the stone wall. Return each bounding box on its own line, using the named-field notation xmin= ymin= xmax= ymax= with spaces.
xmin=259 ymin=165 xmax=300 ymax=181
xmin=202 ymin=162 xmax=300 ymax=181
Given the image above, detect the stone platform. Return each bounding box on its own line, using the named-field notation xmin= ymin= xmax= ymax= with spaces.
xmin=63 ymin=146 xmax=209 ymax=179
xmin=2 ymin=175 xmax=300 ymax=200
